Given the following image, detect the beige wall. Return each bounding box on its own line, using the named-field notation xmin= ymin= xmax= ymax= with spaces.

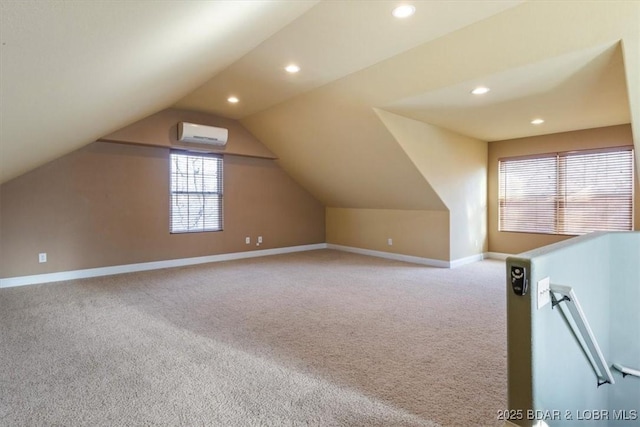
xmin=321 ymin=109 xmax=486 ymax=263
xmin=375 ymin=110 xmax=488 ymax=260
xmin=0 ymin=140 xmax=324 ymax=280
xmin=326 ymin=208 xmax=449 ymax=261
xmin=242 ymin=102 xmax=446 ymax=211
xmin=488 ymin=124 xmax=638 ymax=255
xmin=102 ymin=108 xmax=277 ymax=159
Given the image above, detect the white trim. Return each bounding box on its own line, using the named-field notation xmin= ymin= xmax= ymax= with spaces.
xmin=1 ymin=244 xmax=502 ymax=288
xmin=327 ymin=244 xmax=450 ymax=268
xmin=327 ymin=244 xmax=490 ymax=268
xmin=0 ymin=244 xmax=327 ymax=288
xmin=449 ymin=253 xmax=485 ymax=268
xmin=484 ymin=252 xmax=512 ymax=260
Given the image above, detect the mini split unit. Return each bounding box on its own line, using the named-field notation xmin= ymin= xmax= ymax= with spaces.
xmin=177 ymin=122 xmax=228 ymax=146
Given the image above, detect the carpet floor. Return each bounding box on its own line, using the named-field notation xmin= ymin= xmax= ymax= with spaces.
xmin=0 ymin=250 xmax=507 ymax=426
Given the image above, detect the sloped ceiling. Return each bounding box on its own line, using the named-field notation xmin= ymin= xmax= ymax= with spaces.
xmin=0 ymin=0 xmax=317 ymax=183
xmin=240 ymin=1 xmax=638 ymax=209
xmin=384 ymin=43 xmax=630 ymax=142
xmin=1 ymin=1 xmax=638 ymax=213
xmin=174 ymin=0 xmax=523 ymax=119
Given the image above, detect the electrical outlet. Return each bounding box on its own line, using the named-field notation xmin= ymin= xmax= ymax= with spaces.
xmin=258 ymin=236 xmax=263 ymax=244
xmin=387 ymin=238 xmax=393 ymax=246
xmin=245 ymin=237 xmax=250 ymax=244
xmin=38 ymin=253 xmax=47 ymax=263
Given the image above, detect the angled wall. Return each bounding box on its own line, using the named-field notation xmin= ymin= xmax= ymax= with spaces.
xmin=242 ymin=1 xmax=639 ymax=264
xmin=0 ymin=111 xmax=324 ymax=279
xmin=375 ymin=109 xmax=487 ymax=261
xmin=242 ymin=100 xmax=445 ymax=211
xmin=242 ymin=97 xmax=450 ymax=262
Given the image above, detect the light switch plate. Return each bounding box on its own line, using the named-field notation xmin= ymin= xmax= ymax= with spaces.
xmin=537 ymin=277 xmax=550 ymax=309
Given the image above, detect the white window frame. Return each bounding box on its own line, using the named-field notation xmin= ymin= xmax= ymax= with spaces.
xmin=170 ymin=151 xmax=223 ymax=233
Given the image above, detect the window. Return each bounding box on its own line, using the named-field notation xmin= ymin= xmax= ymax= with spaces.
xmin=170 ymin=151 xmax=223 ymax=233
xmin=499 ymin=147 xmax=634 ymax=235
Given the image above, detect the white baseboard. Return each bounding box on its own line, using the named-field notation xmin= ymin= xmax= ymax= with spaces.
xmin=449 ymin=253 xmax=485 ymax=268
xmin=327 ymin=244 xmax=493 ymax=268
xmin=0 ymin=243 xmax=327 ymax=288
xmin=484 ymin=252 xmax=512 ymax=260
xmin=1 ymin=244 xmax=505 ymax=288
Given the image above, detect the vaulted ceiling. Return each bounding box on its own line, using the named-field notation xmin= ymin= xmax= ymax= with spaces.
xmin=1 ymin=1 xmax=638 ymax=209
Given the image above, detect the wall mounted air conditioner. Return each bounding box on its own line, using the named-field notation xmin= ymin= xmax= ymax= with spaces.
xmin=177 ymin=122 xmax=228 ymax=146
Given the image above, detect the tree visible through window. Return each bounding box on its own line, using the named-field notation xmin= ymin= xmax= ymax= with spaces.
xmin=170 ymin=152 xmax=223 ymax=233
xmin=499 ymin=147 xmax=634 ymax=235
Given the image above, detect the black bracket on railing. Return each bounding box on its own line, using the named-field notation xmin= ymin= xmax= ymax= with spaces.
xmin=550 ymin=292 xmax=571 ymax=309
xmin=597 ymin=378 xmax=611 ymax=387
xmin=613 ymin=363 xmax=640 ymax=379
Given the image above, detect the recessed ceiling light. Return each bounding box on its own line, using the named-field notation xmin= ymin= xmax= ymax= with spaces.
xmin=227 ymin=96 xmax=239 ymax=104
xmin=285 ymin=64 xmax=300 ymax=73
xmin=392 ymin=4 xmax=415 ymax=18
xmin=531 ymin=118 xmax=545 ymax=125
xmin=471 ymin=86 xmax=490 ymax=95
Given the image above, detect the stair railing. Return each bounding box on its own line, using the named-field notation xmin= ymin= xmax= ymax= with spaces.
xmin=550 ymin=284 xmax=615 ymax=387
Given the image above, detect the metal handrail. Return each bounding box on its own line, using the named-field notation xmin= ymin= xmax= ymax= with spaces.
xmin=613 ymin=363 xmax=640 ymax=379
xmin=550 ymin=284 xmax=615 ymax=387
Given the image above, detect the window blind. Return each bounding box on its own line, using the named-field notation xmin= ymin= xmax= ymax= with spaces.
xmin=499 ymin=147 xmax=634 ymax=235
xmin=170 ymin=152 xmax=223 ymax=233
xmin=559 ymin=149 xmax=634 ymax=234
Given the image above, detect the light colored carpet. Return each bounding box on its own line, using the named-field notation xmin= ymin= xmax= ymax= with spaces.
xmin=0 ymin=249 xmax=507 ymax=426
